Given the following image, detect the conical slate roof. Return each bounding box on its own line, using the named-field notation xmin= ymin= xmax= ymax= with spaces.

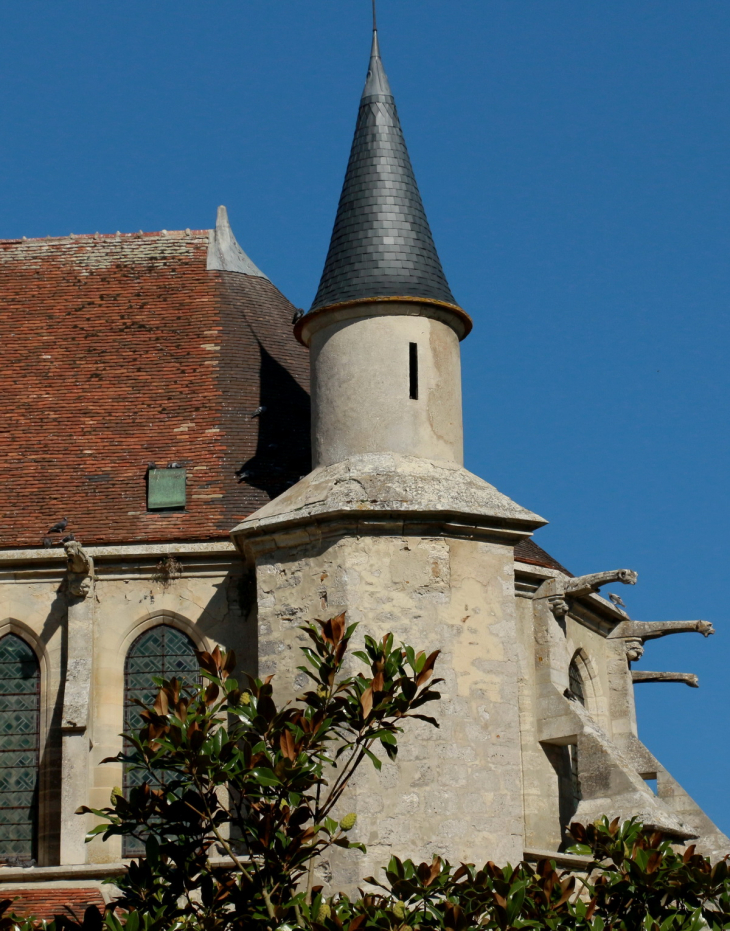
xmin=310 ymin=30 xmax=457 ymax=312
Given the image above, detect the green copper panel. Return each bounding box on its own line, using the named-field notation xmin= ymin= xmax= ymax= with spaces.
xmin=147 ymin=469 xmax=186 ymax=509
xmin=0 ymin=634 xmax=39 ymax=864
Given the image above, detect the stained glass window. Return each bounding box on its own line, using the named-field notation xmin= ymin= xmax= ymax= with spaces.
xmin=0 ymin=634 xmax=40 ymax=864
xmin=123 ymin=624 xmax=199 ymax=856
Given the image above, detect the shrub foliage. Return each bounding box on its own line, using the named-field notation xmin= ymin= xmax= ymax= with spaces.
xmin=2 ymin=615 xmax=729 ymax=930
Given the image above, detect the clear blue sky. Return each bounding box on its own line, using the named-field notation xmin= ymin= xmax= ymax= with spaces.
xmin=1 ymin=1 xmax=728 ymax=834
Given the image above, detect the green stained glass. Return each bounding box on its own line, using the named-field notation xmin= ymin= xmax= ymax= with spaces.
xmin=0 ymin=634 xmax=39 ymax=864
xmin=123 ymin=624 xmax=198 ymax=856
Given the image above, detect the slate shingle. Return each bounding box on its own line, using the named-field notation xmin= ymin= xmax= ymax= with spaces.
xmin=311 ymin=31 xmax=457 ymax=312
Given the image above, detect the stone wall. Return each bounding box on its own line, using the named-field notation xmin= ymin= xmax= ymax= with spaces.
xmin=515 ymin=569 xmax=625 ymax=852
xmin=254 ymin=532 xmax=524 ymax=890
xmin=0 ymin=542 xmax=249 ymax=866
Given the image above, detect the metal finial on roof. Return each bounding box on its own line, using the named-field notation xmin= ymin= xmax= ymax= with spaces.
xmin=362 ymin=21 xmax=392 ymax=99
xmin=310 ymin=16 xmax=457 ymax=312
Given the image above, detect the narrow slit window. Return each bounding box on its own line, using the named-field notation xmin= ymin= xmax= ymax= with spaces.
xmin=409 ymin=342 xmax=419 ymax=399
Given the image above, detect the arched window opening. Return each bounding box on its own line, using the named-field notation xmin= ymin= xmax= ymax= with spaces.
xmin=123 ymin=625 xmax=199 ymax=856
xmin=562 ymin=652 xmax=595 ymax=844
xmin=0 ymin=634 xmax=40 ymax=865
xmin=568 ymin=658 xmax=586 ymax=707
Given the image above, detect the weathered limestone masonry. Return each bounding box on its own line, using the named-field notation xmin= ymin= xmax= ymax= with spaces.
xmin=231 ymin=19 xmax=730 ymax=890
xmin=260 ymin=534 xmax=519 ymax=881
xmin=0 ymin=541 xmax=249 ymax=869
xmin=513 ymin=560 xmax=729 ymax=861
xmin=231 ymin=27 xmax=547 ymax=880
xmin=60 ymin=542 xmax=96 ymax=865
xmin=2 ymin=14 xmax=728 ymax=919
xmin=233 ymin=455 xmax=544 ymax=882
xmin=0 ymin=205 xmax=308 ymax=911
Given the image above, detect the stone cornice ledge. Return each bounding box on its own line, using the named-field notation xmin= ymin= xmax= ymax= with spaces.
xmin=0 ymin=540 xmax=237 ymax=566
xmin=232 ymin=454 xmax=546 ymax=555
xmin=0 ymin=856 xmax=235 ymax=884
xmin=0 ymin=863 xmax=127 ymax=883
xmin=235 ymin=509 xmax=541 ymax=558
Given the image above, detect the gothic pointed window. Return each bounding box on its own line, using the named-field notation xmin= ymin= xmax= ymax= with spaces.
xmin=566 ymin=653 xmax=590 ymax=831
xmin=0 ymin=634 xmax=40 ymax=864
xmin=568 ymin=658 xmax=586 ymax=707
xmin=123 ymin=624 xmax=199 ymax=856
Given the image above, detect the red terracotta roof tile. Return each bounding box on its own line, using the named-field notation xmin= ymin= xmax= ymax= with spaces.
xmin=514 ymin=538 xmax=572 ymax=576
xmin=0 ymin=230 xmax=310 ymax=548
xmin=3 ymin=886 xmax=105 ymax=921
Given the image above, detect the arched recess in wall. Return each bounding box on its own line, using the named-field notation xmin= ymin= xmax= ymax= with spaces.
xmin=561 ymin=648 xmax=603 ymax=840
xmin=122 ymin=623 xmax=199 ymax=856
xmin=118 ymin=610 xmax=209 ymax=659
xmin=568 ymin=649 xmax=599 ymax=717
xmin=0 ymin=632 xmax=41 ymax=864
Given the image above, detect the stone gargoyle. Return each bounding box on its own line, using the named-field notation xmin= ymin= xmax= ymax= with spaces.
xmin=64 ymin=540 xmax=94 ymax=598
xmin=614 ymin=619 xmax=714 ymax=668
xmin=541 ymin=568 xmax=638 ymax=618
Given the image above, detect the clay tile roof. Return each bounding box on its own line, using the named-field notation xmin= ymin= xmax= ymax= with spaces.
xmin=514 ymin=538 xmax=573 ymax=576
xmin=3 ymin=886 xmax=105 ymax=921
xmin=0 ymin=224 xmax=310 ymax=549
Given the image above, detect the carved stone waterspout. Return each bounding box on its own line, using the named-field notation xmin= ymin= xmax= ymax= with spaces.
xmin=632 ymin=671 xmax=699 ymax=688
xmin=64 ymin=540 xmax=94 ymax=598
xmin=611 ymin=619 xmax=715 ymax=641
xmin=542 ymin=568 xmax=638 ymax=618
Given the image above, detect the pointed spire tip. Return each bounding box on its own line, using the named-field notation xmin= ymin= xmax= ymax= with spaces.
xmin=310 ymin=12 xmax=457 ymax=312
xmin=363 ymin=11 xmax=391 ymax=99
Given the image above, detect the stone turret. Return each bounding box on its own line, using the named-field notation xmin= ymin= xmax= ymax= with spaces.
xmin=232 ymin=25 xmax=545 ymax=888
xmin=297 ymin=28 xmax=471 ymax=469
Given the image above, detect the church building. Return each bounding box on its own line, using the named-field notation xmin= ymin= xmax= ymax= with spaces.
xmin=0 ymin=23 xmax=725 ymax=919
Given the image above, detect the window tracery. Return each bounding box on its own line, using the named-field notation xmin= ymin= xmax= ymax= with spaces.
xmin=123 ymin=624 xmax=198 ymax=856
xmin=0 ymin=633 xmax=40 ymax=864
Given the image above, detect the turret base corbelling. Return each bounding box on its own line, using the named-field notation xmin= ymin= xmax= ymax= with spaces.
xmin=232 ymin=508 xmax=541 ymax=559
xmin=230 ymin=453 xmax=546 ymax=557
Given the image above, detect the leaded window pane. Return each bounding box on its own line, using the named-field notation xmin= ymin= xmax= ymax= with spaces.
xmin=0 ymin=634 xmax=40 ymax=865
xmin=123 ymin=624 xmax=198 ymax=857
xmin=569 ymin=660 xmax=586 ymax=707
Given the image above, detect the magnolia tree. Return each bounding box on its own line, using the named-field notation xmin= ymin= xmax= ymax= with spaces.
xmin=3 ymin=614 xmax=730 ymax=931
xmin=88 ymin=614 xmax=442 ymax=929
